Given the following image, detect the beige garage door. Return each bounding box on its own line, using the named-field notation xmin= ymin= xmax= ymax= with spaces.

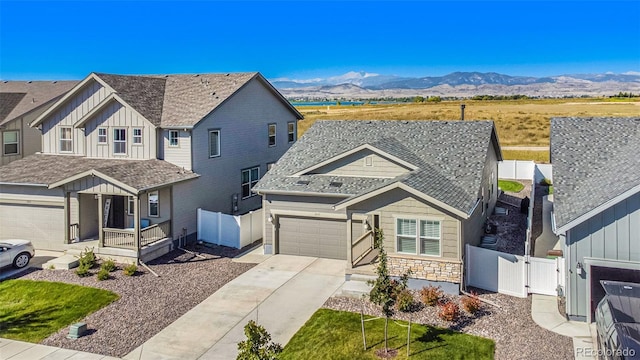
xmin=0 ymin=203 xmax=65 ymax=250
xmin=278 ymin=216 xmax=347 ymax=260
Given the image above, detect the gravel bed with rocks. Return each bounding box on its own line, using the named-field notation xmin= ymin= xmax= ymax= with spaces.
xmin=16 ymin=244 xmax=256 ymax=357
xmin=487 ymin=180 xmax=532 ymax=255
xmin=324 ymin=288 xmax=574 ymax=360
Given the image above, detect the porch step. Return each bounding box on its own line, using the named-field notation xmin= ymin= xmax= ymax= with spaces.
xmin=43 ymin=255 xmax=79 ymax=270
xmin=338 ymin=280 xmax=374 ymax=299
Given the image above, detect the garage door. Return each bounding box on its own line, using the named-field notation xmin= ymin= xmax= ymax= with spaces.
xmin=278 ymin=216 xmax=347 ymax=260
xmin=0 ymin=203 xmax=65 ymax=250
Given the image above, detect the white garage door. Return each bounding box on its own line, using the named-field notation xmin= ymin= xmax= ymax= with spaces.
xmin=278 ymin=216 xmax=347 ymax=260
xmin=0 ymin=203 xmax=65 ymax=250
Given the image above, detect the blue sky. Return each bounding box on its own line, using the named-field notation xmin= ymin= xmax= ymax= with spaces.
xmin=1 ymin=1 xmax=639 ymax=80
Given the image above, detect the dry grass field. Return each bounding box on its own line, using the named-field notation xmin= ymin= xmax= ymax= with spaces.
xmin=294 ymin=98 xmax=639 ymax=162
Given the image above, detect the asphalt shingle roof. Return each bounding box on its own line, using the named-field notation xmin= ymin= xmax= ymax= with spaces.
xmin=95 ymin=73 xmax=166 ymax=126
xmin=0 ymin=81 xmax=78 ymax=126
xmin=254 ymin=120 xmax=498 ymax=215
xmin=551 ymin=117 xmax=640 ymax=229
xmin=0 ymin=154 xmax=199 ymax=191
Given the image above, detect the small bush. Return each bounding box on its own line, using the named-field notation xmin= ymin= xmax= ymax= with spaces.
xmin=78 ymin=248 xmax=96 ymax=269
xmin=123 ymin=263 xmax=138 ymax=276
xmin=540 ymin=178 xmax=552 ymax=186
xmin=396 ymin=289 xmax=415 ymax=312
xmin=438 ymin=301 xmax=460 ymax=322
xmin=101 ymin=259 xmax=117 ymax=272
xmin=75 ymin=264 xmax=91 ymax=277
xmin=461 ymin=292 xmax=482 ymax=315
xmin=419 ymin=285 xmax=443 ymax=306
xmin=97 ymin=268 xmax=110 ymax=281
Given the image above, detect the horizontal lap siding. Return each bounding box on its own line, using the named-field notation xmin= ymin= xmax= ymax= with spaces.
xmin=164 ymin=130 xmax=191 ymax=170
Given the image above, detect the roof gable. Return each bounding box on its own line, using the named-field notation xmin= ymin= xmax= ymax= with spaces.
xmin=551 ymin=117 xmax=640 ymax=232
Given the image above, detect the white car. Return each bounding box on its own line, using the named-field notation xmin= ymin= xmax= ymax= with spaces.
xmin=0 ymin=239 xmax=35 ymax=268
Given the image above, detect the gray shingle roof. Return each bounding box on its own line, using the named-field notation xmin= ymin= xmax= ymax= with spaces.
xmin=551 ymin=117 xmax=640 ymax=229
xmin=254 ymin=120 xmax=498 ymax=215
xmin=95 ymin=73 xmax=166 ymax=126
xmin=0 ymin=154 xmax=199 ymax=191
xmin=0 ymin=81 xmax=78 ymax=126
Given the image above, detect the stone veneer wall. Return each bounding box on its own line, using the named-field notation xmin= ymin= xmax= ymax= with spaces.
xmin=388 ymin=255 xmax=462 ymax=283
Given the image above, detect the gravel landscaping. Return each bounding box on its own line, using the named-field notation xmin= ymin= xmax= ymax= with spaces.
xmin=324 ymin=288 xmax=574 ymax=360
xmin=15 ymin=244 xmax=256 ymax=357
xmin=490 ymin=180 xmax=532 ymax=255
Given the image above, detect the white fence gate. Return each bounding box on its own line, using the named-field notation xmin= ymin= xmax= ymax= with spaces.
xmin=466 ymin=244 xmax=563 ymax=298
xmin=197 ymin=208 xmax=263 ymax=249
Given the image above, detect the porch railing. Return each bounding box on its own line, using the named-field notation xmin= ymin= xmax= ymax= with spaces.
xmin=69 ymin=223 xmax=79 ymax=242
xmin=352 ymin=230 xmax=374 ymax=266
xmin=103 ymin=228 xmax=136 ymax=249
xmin=140 ymin=220 xmax=171 ymax=247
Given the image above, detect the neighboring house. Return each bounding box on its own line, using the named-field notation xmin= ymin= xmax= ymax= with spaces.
xmin=0 ymin=72 xmax=302 ymax=261
xmin=551 ymin=117 xmax=640 ymax=322
xmin=253 ymin=120 xmax=501 ymax=290
xmin=0 ymin=81 xmax=77 ymax=165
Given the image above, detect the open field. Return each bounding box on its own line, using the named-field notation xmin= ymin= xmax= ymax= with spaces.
xmin=295 ymin=98 xmax=640 ymax=148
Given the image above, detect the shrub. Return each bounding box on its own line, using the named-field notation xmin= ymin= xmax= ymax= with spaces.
xmin=540 ymin=178 xmax=552 ymax=186
xmin=123 ymin=263 xmax=138 ymax=276
xmin=78 ymin=248 xmax=96 ymax=269
xmin=97 ymin=268 xmax=110 ymax=281
xmin=438 ymin=301 xmax=460 ymax=322
xmin=101 ymin=259 xmax=117 ymax=272
xmin=461 ymin=292 xmax=482 ymax=315
xmin=419 ymin=285 xmax=443 ymax=306
xmin=396 ymin=289 xmax=415 ymax=312
xmin=75 ymin=264 xmax=91 ymax=277
xmin=237 ymin=320 xmax=282 ymax=360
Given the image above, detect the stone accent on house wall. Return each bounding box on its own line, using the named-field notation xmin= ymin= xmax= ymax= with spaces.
xmin=388 ymin=255 xmax=462 ymax=283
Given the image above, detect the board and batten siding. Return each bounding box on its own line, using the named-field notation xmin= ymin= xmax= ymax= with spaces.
xmin=83 ymin=101 xmax=157 ymax=159
xmin=310 ymin=149 xmax=411 ymax=178
xmin=348 ymin=188 xmax=460 ymax=260
xmin=565 ymin=191 xmax=640 ymax=319
xmin=163 ymin=130 xmax=192 ymax=170
xmin=41 ymin=80 xmax=110 ymax=155
xmin=63 ymin=176 xmax=133 ymax=196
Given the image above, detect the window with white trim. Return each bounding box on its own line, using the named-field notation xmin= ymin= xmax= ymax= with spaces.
xmin=287 ymin=122 xmax=296 ymax=143
xmin=169 ymin=130 xmax=179 ymax=147
xmin=59 ymin=127 xmax=72 ymax=152
xmin=148 ymin=191 xmax=159 ymax=217
xmin=268 ymin=124 xmax=276 ymax=147
xmin=127 ymin=196 xmax=134 ymax=215
xmin=113 ymin=128 xmax=127 ymax=154
xmin=209 ymin=130 xmax=220 ymax=157
xmin=3 ymin=130 xmax=19 ymax=155
xmin=396 ymin=218 xmax=441 ymax=256
xmin=241 ymin=166 xmax=260 ymax=199
xmin=133 ymin=128 xmax=142 ymax=144
xmin=98 ymin=128 xmax=107 ymax=144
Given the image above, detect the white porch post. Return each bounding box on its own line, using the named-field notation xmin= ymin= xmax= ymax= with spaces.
xmin=64 ymin=191 xmax=70 ymax=244
xmin=97 ymin=194 xmax=104 ymax=247
xmin=347 ymin=214 xmax=353 ymax=269
xmin=134 ymin=195 xmax=140 ymax=261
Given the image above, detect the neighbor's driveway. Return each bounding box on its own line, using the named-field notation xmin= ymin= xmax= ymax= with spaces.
xmin=123 ymin=255 xmax=345 ymax=360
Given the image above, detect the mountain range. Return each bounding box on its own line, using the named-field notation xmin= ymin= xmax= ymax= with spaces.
xmin=271 ymin=71 xmax=640 ymax=99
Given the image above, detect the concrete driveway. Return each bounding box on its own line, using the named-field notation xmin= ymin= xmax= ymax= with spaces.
xmin=124 ymin=255 xmax=345 ymax=360
xmin=0 ymin=250 xmax=63 ymax=281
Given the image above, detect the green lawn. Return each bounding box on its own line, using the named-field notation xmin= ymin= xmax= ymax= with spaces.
xmin=280 ymin=309 xmax=494 ymax=360
xmin=0 ymin=280 xmax=119 ymax=342
xmin=498 ymin=179 xmax=525 ymax=193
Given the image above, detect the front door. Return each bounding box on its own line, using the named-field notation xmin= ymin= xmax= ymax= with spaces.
xmin=109 ymin=196 xmax=126 ymax=229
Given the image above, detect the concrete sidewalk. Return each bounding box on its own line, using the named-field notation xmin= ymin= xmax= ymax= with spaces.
xmin=124 ymin=255 xmax=345 ymax=360
xmin=0 ymin=338 xmax=119 ymax=360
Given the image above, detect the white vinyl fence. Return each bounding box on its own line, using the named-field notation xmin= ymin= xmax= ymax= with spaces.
xmin=466 ymin=244 xmax=564 ymax=298
xmin=197 ymin=208 xmax=263 ymax=249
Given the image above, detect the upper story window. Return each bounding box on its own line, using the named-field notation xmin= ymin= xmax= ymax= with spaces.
xmin=169 ymin=130 xmax=179 ymax=147
xmin=113 ymin=128 xmax=127 ymax=154
xmin=209 ymin=130 xmax=220 ymax=158
xmin=98 ymin=128 xmax=107 ymax=144
xmin=268 ymin=124 xmax=276 ymax=147
xmin=59 ymin=127 xmax=73 ymax=153
xmin=396 ymin=218 xmax=441 ymax=257
xmin=287 ymin=122 xmax=296 ymax=143
xmin=148 ymin=191 xmax=159 ymax=217
xmin=133 ymin=128 xmax=143 ymax=145
xmin=241 ymin=166 xmax=260 ymax=199
xmin=2 ymin=130 xmax=19 ymax=155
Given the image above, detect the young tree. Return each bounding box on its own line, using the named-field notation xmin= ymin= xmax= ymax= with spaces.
xmin=237 ymin=320 xmax=282 ymax=360
xmin=368 ymin=229 xmax=408 ymax=354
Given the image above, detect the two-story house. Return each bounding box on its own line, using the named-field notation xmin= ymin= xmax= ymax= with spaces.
xmin=0 ymin=72 xmax=302 ymax=261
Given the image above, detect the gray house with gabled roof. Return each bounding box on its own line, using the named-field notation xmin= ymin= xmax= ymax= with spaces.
xmin=551 ymin=117 xmax=640 ymax=322
xmin=254 ymin=120 xmax=502 ymax=287
xmin=0 ymin=72 xmax=302 ymax=260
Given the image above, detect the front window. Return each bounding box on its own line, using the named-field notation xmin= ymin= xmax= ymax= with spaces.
xmin=133 ymin=128 xmax=142 ymax=144
xmin=241 ymin=166 xmax=260 ymax=199
xmin=113 ymin=128 xmax=127 ymax=154
xmin=287 ymin=122 xmax=296 ymax=143
xmin=268 ymin=124 xmax=276 ymax=147
xmin=60 ymin=127 xmax=72 ymax=152
xmin=396 ymin=218 xmax=441 ymax=256
xmin=148 ymin=191 xmax=159 ymax=217
xmin=127 ymin=196 xmax=134 ymax=215
xmin=169 ymin=130 xmax=179 ymax=147
xmin=209 ymin=130 xmax=220 ymax=157
xmin=3 ymin=130 xmax=19 ymax=155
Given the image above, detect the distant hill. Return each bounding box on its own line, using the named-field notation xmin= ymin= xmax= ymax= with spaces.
xmin=271 ymin=71 xmax=640 ymax=99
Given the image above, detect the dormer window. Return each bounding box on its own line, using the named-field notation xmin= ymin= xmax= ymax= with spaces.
xmin=59 ymin=127 xmax=72 ymax=153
